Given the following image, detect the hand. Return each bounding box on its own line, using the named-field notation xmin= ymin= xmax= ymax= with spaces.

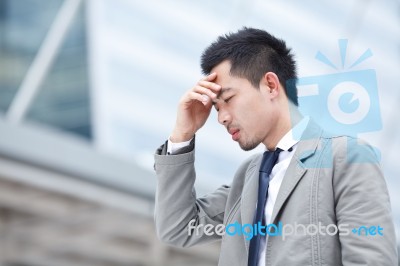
xmin=170 ymin=73 xmax=221 ymax=142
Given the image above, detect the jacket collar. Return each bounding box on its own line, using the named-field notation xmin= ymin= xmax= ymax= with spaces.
xmin=269 ymin=119 xmax=323 ymax=224
xmin=240 ymin=119 xmax=323 ymax=252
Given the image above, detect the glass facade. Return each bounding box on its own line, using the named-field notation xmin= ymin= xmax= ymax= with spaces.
xmin=0 ymin=0 xmax=91 ymax=138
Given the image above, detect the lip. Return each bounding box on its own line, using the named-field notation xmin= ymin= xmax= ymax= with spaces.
xmin=228 ymin=128 xmax=240 ymax=141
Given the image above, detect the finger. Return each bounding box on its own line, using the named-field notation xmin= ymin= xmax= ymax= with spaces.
xmin=187 ymin=91 xmax=211 ymax=106
xmin=201 ymin=72 xmax=217 ymax=82
xmin=193 ymin=85 xmax=218 ymax=100
xmin=198 ymin=80 xmax=221 ymax=93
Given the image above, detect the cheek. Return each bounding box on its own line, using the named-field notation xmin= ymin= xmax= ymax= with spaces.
xmin=235 ymin=97 xmax=264 ymax=126
xmin=245 ymin=108 xmax=269 ymax=132
xmin=240 ymin=113 xmax=260 ymax=132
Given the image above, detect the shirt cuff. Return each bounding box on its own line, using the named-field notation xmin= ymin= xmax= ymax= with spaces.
xmin=167 ymin=137 xmax=193 ymax=155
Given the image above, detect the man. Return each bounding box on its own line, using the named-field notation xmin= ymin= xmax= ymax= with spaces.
xmin=153 ymin=28 xmax=398 ymax=265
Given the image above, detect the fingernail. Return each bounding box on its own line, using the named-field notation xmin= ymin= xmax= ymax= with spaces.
xmin=202 ymin=95 xmax=209 ymax=103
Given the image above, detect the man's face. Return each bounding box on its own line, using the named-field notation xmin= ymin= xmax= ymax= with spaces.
xmin=212 ymin=60 xmax=278 ymax=151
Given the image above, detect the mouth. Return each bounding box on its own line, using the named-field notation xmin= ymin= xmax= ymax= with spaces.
xmin=228 ymin=128 xmax=240 ymax=141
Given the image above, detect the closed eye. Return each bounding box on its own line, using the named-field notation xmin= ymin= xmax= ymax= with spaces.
xmin=224 ymin=96 xmax=233 ymax=103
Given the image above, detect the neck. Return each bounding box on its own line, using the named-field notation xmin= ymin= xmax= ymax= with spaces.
xmin=263 ymin=101 xmax=302 ymax=150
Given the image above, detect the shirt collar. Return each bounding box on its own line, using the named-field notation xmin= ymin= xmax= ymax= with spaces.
xmin=275 ymin=116 xmax=310 ymax=151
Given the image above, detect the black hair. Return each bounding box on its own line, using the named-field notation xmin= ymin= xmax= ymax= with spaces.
xmin=201 ymin=27 xmax=298 ymax=106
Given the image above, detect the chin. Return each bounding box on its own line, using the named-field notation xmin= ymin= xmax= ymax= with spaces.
xmin=239 ymin=140 xmax=260 ymax=151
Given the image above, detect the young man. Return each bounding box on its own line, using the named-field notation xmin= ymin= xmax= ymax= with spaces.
xmin=153 ymin=28 xmax=398 ymax=266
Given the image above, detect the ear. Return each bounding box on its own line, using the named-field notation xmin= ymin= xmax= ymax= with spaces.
xmin=261 ymin=72 xmax=280 ymax=98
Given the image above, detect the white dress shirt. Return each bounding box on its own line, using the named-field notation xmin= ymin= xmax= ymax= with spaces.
xmin=258 ymin=116 xmax=309 ymax=266
xmin=167 ymin=138 xmax=192 ymax=154
xmin=167 ymin=117 xmax=310 ymax=266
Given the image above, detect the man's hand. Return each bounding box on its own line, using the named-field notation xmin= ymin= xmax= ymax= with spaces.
xmin=170 ymin=73 xmax=221 ymax=142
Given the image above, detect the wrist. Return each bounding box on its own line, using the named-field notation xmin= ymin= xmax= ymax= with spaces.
xmin=170 ymin=130 xmax=194 ymax=143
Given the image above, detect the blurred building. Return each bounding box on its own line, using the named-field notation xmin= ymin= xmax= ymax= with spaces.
xmin=0 ymin=0 xmax=399 ymax=265
xmin=0 ymin=119 xmax=219 ymax=266
xmin=0 ymin=0 xmax=219 ymax=265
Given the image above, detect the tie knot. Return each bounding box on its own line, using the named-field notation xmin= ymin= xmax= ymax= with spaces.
xmin=260 ymin=148 xmax=282 ymax=173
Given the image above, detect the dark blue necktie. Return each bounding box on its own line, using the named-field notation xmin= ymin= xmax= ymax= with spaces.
xmin=248 ymin=148 xmax=282 ymax=266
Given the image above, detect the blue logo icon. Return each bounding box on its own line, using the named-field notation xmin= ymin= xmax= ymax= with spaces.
xmin=290 ymin=39 xmax=382 ymax=166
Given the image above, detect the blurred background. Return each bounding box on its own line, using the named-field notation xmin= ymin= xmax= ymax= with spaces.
xmin=0 ymin=0 xmax=399 ymax=265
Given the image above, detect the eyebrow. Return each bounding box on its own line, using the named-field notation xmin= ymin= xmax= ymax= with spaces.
xmin=212 ymin=87 xmax=232 ymax=105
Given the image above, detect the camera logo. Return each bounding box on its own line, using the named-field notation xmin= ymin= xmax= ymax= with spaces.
xmin=290 ymin=39 xmax=382 ymax=165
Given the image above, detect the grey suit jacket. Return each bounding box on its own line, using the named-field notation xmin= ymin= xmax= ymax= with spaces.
xmin=154 ymin=121 xmax=398 ymax=265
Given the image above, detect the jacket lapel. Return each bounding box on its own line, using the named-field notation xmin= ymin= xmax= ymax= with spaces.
xmin=270 ymin=120 xmax=323 ymax=224
xmin=240 ymin=120 xmax=323 ymax=252
xmin=240 ymin=155 xmax=262 ymax=252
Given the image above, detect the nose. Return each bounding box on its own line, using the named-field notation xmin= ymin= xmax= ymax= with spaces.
xmin=218 ymin=107 xmax=231 ymax=126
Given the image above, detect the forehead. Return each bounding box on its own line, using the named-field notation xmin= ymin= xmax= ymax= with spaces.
xmin=212 ymin=61 xmax=242 ymax=91
xmin=211 ymin=60 xmax=233 ymax=84
xmin=211 ymin=60 xmax=254 ymax=93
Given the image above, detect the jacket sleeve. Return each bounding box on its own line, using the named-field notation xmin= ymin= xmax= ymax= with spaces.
xmin=333 ymin=136 xmax=398 ymax=266
xmin=153 ymin=141 xmax=229 ymax=247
